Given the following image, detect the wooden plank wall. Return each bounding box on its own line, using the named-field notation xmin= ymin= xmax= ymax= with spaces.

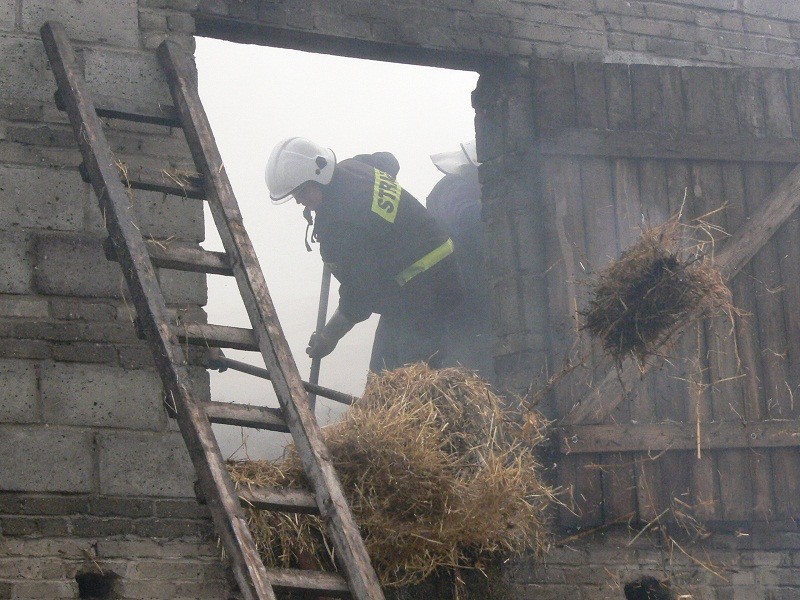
xmin=532 ymin=60 xmax=800 ymax=530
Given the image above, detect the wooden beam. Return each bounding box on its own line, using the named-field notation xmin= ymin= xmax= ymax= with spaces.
xmin=147 ymin=243 xmax=231 ymax=276
xmin=716 ymin=162 xmax=800 ymax=279
xmin=238 ymin=486 xmax=319 ymax=514
xmin=203 ymin=401 xmax=288 ymax=432
xmin=263 ymin=568 xmax=350 ymax=597
xmin=539 ymin=128 xmax=800 ymax=163
xmin=104 ymin=237 xmax=233 ymax=276
xmin=177 ymin=323 xmax=259 ymax=351
xmin=562 ymin=162 xmax=800 ymax=426
xmin=558 ymin=419 xmax=800 ymax=454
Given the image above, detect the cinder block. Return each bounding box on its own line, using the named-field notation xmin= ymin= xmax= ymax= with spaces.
xmin=139 ymin=9 xmax=169 ymax=31
xmin=0 ymin=36 xmax=56 ymax=104
xmin=141 ymin=0 xmax=200 ymax=10
xmin=157 ymin=268 xmax=207 ymax=306
xmin=0 ymin=425 xmax=93 ymax=493
xmin=0 ymin=359 xmax=40 ymax=423
xmin=0 ymin=166 xmax=85 ymax=231
xmin=0 ymin=3 xmax=13 ymax=31
xmin=84 ymin=48 xmax=171 ymax=107
xmin=0 ymin=339 xmax=51 ymax=361
xmin=484 ymin=213 xmax=517 ymax=278
xmin=34 ymin=233 xmax=124 ymax=298
xmin=491 ymin=274 xmax=524 ymax=337
xmin=0 ymin=232 xmax=34 ymax=294
xmin=0 ymin=296 xmax=48 ymax=319
xmin=97 ymin=430 xmax=195 ymax=497
xmin=167 ymin=12 xmax=196 ymax=33
xmin=41 ymin=362 xmax=166 ymax=430
xmin=86 ymin=188 xmax=200 ymax=240
xmin=22 ymin=0 xmax=138 ymax=46
xmin=137 ymin=193 xmax=204 ymax=242
xmin=51 ymin=342 xmax=118 ymax=364
xmin=48 ymin=298 xmax=117 ymax=322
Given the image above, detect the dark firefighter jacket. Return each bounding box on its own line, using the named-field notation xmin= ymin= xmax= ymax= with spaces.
xmin=312 ymin=154 xmax=461 ymax=324
xmin=426 ymin=168 xmax=490 ymax=320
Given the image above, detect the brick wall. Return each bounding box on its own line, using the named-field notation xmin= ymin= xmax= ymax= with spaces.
xmin=504 ymin=529 xmax=800 ymax=600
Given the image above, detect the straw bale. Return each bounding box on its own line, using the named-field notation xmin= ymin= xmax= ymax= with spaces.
xmin=581 ymin=215 xmax=732 ymax=363
xmin=228 ymin=364 xmax=552 ymax=587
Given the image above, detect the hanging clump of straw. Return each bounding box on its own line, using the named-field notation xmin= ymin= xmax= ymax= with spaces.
xmin=581 ymin=209 xmax=733 ymax=364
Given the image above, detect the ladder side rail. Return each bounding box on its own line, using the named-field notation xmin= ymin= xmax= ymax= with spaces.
xmin=40 ymin=22 xmax=276 ymax=600
xmin=157 ymin=41 xmax=385 ymax=600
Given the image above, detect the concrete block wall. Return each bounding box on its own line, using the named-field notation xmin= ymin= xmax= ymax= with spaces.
xmin=0 ymin=1 xmax=225 ymax=598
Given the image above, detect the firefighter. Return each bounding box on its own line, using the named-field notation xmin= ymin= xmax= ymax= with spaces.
xmin=265 ymin=136 xmax=463 ymax=372
xmin=426 ymin=140 xmax=493 ymax=379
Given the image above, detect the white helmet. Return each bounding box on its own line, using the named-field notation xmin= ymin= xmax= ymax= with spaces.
xmin=430 ymin=138 xmax=479 ymax=176
xmin=265 ymin=137 xmax=337 ymax=204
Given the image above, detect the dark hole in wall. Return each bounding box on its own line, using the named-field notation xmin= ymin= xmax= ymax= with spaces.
xmin=76 ymin=571 xmax=117 ymax=599
xmin=624 ymin=576 xmax=674 ymax=600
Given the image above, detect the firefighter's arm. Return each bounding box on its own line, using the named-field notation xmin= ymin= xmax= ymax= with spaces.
xmin=306 ymin=308 xmax=356 ymax=358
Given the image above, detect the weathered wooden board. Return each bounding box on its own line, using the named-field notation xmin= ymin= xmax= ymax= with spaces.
xmin=533 ymin=58 xmax=800 ymax=529
xmin=559 ymin=420 xmax=800 ymax=453
xmin=538 ymin=129 xmax=800 ymax=163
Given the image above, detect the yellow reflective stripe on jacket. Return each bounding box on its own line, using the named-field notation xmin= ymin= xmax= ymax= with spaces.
xmin=395 ymin=238 xmax=454 ymax=286
xmin=371 ymin=168 xmax=401 ymax=223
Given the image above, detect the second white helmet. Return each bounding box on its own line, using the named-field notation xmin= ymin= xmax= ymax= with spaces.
xmin=265 ymin=137 xmax=337 ymax=204
xmin=430 ymin=138 xmax=479 ymax=176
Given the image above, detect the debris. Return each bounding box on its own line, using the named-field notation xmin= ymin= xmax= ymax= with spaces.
xmin=581 ymin=213 xmax=733 ymax=364
xmin=229 ymin=364 xmax=553 ymax=587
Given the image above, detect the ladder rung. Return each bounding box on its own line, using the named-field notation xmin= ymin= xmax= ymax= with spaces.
xmin=238 ymin=486 xmax=319 ymax=514
xmin=55 ymin=89 xmax=181 ymax=127
xmin=264 ymin=567 xmax=350 ymax=596
xmin=203 ymin=401 xmax=288 ymax=432
xmin=148 ymin=241 xmax=232 ymax=276
xmin=80 ymin=162 xmax=205 ymax=199
xmin=104 ymin=238 xmax=233 ymax=276
xmin=177 ymin=323 xmax=259 ymax=351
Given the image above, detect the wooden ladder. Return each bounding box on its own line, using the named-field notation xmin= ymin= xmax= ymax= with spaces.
xmin=41 ymin=21 xmax=385 ymax=600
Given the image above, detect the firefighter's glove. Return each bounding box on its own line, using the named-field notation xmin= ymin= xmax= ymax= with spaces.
xmin=306 ymin=331 xmax=338 ymax=359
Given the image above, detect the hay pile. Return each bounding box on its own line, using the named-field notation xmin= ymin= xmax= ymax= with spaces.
xmin=228 ymin=364 xmax=552 ymax=587
xmin=582 ymin=215 xmax=732 ymax=363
